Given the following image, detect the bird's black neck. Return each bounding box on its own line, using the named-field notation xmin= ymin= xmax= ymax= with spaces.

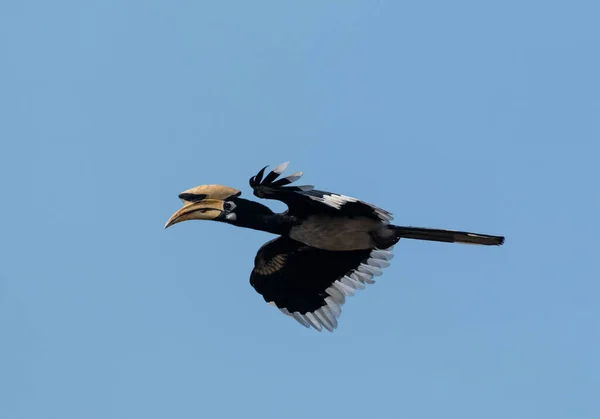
xmin=226 ymin=198 xmax=295 ymax=236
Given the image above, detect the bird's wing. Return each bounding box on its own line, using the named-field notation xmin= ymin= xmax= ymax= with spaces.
xmin=249 ymin=162 xmax=393 ymax=223
xmin=250 ymin=236 xmax=394 ymax=332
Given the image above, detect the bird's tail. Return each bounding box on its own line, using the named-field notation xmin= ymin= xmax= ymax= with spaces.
xmin=391 ymin=226 xmax=504 ymax=246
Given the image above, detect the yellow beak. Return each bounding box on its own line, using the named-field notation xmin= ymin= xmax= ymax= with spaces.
xmin=164 ymin=199 xmax=225 ymax=229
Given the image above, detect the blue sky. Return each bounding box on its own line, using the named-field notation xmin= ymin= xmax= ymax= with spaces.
xmin=1 ymin=1 xmax=598 ymax=418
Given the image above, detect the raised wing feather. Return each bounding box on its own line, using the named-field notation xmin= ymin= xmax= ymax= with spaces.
xmin=249 ymin=162 xmax=393 ymax=223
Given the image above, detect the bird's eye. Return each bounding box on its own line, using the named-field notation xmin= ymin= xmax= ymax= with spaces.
xmin=224 ymin=201 xmax=236 ymax=211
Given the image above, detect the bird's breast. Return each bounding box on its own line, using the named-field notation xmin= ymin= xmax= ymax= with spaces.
xmin=289 ymin=215 xmax=380 ymax=251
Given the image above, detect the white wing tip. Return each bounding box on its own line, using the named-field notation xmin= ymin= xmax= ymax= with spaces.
xmin=272 ymin=161 xmax=290 ymax=174
xmin=270 ymin=246 xmax=395 ymax=332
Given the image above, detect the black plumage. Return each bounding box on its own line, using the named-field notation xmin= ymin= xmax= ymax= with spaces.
xmin=165 ymin=162 xmax=505 ymax=332
xmin=250 ymin=238 xmax=370 ymax=314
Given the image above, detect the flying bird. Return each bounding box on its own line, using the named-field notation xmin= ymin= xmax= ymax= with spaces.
xmin=165 ymin=162 xmax=504 ymax=332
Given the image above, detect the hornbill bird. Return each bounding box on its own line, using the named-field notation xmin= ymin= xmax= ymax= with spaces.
xmin=165 ymin=162 xmax=504 ymax=332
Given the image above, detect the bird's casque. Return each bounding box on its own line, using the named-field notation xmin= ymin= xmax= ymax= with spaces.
xmin=165 ymin=162 xmax=504 ymax=332
xmin=164 ymin=185 xmax=241 ymax=228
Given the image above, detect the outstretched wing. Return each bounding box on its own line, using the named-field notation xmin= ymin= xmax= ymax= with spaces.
xmin=250 ymin=236 xmax=394 ymax=332
xmin=249 ymin=162 xmax=393 ymax=223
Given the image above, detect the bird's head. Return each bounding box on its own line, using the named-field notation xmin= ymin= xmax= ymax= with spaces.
xmin=164 ymin=184 xmax=242 ymax=228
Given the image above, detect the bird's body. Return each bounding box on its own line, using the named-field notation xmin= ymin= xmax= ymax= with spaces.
xmin=165 ymin=162 xmax=504 ymax=332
